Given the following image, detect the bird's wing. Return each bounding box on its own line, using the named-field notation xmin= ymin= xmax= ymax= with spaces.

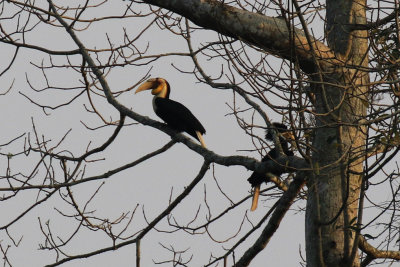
xmin=154 ymin=98 xmax=206 ymax=136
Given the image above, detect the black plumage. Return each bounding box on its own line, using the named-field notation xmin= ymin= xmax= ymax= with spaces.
xmin=135 ymin=77 xmax=206 ymax=147
xmin=153 ymin=97 xmax=206 ymax=140
xmin=248 ymin=122 xmax=294 ymax=210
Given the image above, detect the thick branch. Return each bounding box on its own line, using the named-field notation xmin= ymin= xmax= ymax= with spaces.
xmin=359 ymin=235 xmax=400 ymax=267
xmin=351 ymin=7 xmax=400 ymax=30
xmin=141 ymin=0 xmax=336 ymax=73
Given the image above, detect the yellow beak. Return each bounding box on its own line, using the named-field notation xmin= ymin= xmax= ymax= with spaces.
xmin=135 ymin=78 xmax=157 ymax=94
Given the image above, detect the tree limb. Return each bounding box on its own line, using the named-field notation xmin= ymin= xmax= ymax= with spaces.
xmin=44 ymin=161 xmax=211 ymax=267
xmin=48 ymin=0 xmax=309 ymax=175
xmin=141 ymin=0 xmax=336 ymax=73
xmin=235 ymin=172 xmax=306 ymax=266
xmin=359 ymin=235 xmax=400 ymax=267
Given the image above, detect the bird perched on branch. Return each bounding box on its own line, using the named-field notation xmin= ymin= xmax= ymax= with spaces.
xmin=135 ymin=77 xmax=206 ymax=148
xmin=248 ymin=122 xmax=294 ymax=211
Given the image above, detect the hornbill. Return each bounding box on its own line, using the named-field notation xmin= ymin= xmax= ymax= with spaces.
xmin=135 ymin=78 xmax=206 ymax=148
xmin=248 ymin=122 xmax=294 ymax=211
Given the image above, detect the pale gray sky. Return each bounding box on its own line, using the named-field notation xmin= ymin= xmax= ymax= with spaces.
xmin=0 ymin=1 xmax=308 ymax=266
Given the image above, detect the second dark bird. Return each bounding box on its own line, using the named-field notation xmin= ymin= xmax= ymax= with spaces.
xmin=248 ymin=122 xmax=294 ymax=211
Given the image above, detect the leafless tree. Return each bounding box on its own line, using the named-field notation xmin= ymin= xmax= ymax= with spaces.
xmin=1 ymin=0 xmax=400 ymax=266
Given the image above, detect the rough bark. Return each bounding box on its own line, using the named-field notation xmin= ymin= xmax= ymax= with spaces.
xmin=139 ymin=0 xmax=369 ymax=266
xmin=143 ymin=0 xmax=335 ymax=72
xmin=305 ymin=0 xmax=368 ymax=266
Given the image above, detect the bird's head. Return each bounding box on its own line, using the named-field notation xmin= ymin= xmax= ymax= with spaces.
xmin=135 ymin=77 xmax=170 ymax=98
xmin=265 ymin=122 xmax=295 ymax=141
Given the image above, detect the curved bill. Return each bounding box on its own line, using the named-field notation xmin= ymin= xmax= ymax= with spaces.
xmin=135 ymin=78 xmax=157 ymax=94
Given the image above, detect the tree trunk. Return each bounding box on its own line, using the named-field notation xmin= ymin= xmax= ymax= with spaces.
xmin=142 ymin=1 xmax=370 ymax=266
xmin=305 ymin=0 xmax=368 ymax=266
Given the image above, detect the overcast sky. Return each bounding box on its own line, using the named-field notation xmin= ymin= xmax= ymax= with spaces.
xmin=0 ymin=1 xmax=308 ymax=266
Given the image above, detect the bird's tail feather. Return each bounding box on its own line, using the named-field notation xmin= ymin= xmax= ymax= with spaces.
xmin=250 ymin=185 xmax=260 ymax=211
xmin=196 ymin=131 xmax=206 ymax=148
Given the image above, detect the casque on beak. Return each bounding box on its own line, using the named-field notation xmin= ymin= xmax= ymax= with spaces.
xmin=135 ymin=78 xmax=158 ymax=94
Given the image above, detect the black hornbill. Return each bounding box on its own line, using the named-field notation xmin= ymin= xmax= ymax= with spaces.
xmin=248 ymin=122 xmax=294 ymax=211
xmin=135 ymin=78 xmax=206 ymax=148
